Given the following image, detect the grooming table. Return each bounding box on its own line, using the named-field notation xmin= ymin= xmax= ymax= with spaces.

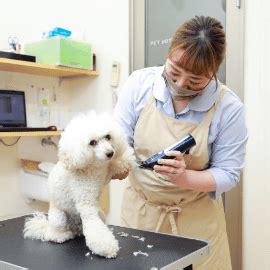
xmin=0 ymin=216 xmax=209 ymax=270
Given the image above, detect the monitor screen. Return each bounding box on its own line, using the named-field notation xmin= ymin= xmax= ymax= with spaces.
xmin=0 ymin=90 xmax=26 ymax=127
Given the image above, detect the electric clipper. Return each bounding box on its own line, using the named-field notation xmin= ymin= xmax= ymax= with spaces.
xmin=137 ymin=134 xmax=196 ymax=170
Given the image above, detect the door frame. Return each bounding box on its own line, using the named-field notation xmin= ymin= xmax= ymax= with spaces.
xmin=224 ymin=1 xmax=245 ymax=269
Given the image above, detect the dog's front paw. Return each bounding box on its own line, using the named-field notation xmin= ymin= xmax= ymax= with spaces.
xmin=45 ymin=227 xmax=74 ymax=243
xmin=86 ymin=231 xmax=119 ymax=258
xmin=90 ymin=238 xmax=119 ymax=258
xmin=122 ymin=148 xmax=136 ymax=170
xmin=110 ymin=147 xmax=136 ymax=176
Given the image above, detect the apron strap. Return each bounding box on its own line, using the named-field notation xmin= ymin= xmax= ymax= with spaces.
xmin=193 ymin=85 xmax=228 ymax=133
xmin=155 ymin=205 xmax=182 ymax=235
xmin=133 ymin=185 xmax=183 ymax=235
xmin=214 ymin=85 xmax=228 ymax=108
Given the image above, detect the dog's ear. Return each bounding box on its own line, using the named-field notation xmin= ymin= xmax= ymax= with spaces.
xmin=58 ymin=112 xmax=96 ymax=171
xmin=58 ymin=141 xmax=92 ymax=171
xmin=109 ymin=123 xmax=131 ymax=157
xmin=58 ymin=148 xmax=78 ymax=171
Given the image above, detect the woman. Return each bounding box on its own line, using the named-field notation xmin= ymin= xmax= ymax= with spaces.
xmin=113 ymin=16 xmax=248 ymax=270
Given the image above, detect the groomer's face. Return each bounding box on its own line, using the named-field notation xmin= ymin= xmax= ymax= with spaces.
xmin=165 ymin=49 xmax=213 ymax=91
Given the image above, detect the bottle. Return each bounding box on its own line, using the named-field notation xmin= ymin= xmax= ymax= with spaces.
xmin=40 ymin=99 xmax=50 ymax=127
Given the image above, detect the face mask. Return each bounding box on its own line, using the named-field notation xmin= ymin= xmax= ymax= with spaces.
xmin=162 ymin=68 xmax=203 ymax=101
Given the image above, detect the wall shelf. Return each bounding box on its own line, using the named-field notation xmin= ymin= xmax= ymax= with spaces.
xmin=0 ymin=131 xmax=62 ymax=138
xmin=0 ymin=58 xmax=98 ymax=78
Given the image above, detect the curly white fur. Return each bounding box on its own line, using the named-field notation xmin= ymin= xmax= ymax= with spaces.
xmin=23 ymin=111 xmax=135 ymax=258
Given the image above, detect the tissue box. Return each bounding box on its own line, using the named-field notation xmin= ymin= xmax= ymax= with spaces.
xmin=24 ymin=37 xmax=93 ymax=70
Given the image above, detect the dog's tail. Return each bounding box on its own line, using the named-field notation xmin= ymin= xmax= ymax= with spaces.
xmin=23 ymin=212 xmax=49 ymax=241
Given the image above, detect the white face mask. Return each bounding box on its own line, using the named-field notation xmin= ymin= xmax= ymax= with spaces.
xmin=162 ymin=68 xmax=202 ymax=101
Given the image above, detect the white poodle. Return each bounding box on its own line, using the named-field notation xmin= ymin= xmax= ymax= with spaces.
xmin=23 ymin=111 xmax=135 ymax=258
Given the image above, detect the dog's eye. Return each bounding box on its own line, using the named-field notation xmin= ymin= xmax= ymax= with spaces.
xmin=89 ymin=140 xmax=97 ymax=146
xmin=105 ymin=134 xmax=111 ymax=140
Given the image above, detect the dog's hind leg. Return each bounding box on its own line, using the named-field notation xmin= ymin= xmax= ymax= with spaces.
xmin=44 ymin=204 xmax=75 ymax=243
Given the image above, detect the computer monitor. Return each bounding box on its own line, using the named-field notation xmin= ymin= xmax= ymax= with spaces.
xmin=0 ymin=90 xmax=27 ymax=127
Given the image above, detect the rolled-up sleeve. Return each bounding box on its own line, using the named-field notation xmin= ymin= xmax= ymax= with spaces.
xmin=114 ymin=68 xmax=156 ymax=146
xmin=113 ymin=73 xmax=138 ymax=146
xmin=207 ymin=101 xmax=248 ymax=199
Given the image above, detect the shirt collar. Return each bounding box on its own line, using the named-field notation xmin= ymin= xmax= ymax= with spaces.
xmin=188 ymin=79 xmax=220 ymax=112
xmin=152 ymin=66 xmax=221 ymax=112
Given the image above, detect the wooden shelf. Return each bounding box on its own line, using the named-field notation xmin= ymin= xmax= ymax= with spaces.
xmin=0 ymin=58 xmax=98 ymax=78
xmin=0 ymin=131 xmax=62 ymax=138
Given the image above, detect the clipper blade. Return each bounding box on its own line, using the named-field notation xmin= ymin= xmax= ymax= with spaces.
xmin=136 ymin=160 xmax=146 ymax=168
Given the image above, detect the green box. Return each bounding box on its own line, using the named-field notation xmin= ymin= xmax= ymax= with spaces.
xmin=24 ymin=37 xmax=92 ymax=70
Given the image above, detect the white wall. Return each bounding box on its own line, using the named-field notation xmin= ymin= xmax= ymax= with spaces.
xmin=0 ymin=0 xmax=130 ymax=224
xmin=243 ymin=0 xmax=270 ymax=269
xmin=0 ymin=139 xmax=48 ymax=220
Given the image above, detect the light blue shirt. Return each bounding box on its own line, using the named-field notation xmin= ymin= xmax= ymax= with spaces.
xmin=114 ymin=66 xmax=248 ymax=199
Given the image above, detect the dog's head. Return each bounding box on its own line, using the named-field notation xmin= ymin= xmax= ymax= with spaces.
xmin=58 ymin=111 xmax=127 ymax=171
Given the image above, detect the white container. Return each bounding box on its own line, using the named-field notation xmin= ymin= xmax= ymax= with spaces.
xmin=19 ymin=169 xmax=49 ymax=202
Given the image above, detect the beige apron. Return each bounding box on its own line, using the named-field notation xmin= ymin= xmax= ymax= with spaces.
xmin=121 ymin=85 xmax=232 ymax=270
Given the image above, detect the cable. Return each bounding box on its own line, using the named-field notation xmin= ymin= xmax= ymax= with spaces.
xmin=0 ymin=137 xmax=21 ymax=146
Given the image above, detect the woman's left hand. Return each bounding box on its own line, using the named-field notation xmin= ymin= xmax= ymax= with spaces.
xmin=111 ymin=170 xmax=129 ymax=180
xmin=153 ymin=151 xmax=187 ymax=186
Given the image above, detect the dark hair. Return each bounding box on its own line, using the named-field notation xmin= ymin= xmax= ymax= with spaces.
xmin=168 ymin=16 xmax=226 ymax=78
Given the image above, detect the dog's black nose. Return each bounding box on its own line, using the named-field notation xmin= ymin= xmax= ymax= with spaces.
xmin=106 ymin=151 xmax=114 ymax=158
